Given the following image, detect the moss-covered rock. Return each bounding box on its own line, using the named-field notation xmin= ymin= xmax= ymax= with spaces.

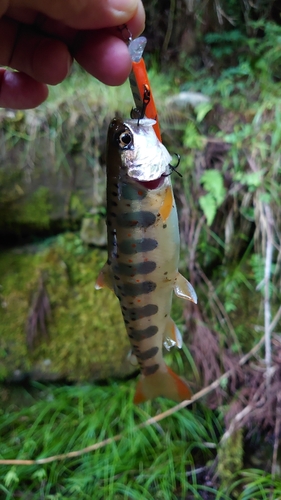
xmin=0 ymin=233 xmax=134 ymax=382
xmin=0 ymin=68 xmax=136 ymax=244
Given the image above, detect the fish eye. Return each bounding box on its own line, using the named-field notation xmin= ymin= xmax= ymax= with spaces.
xmin=116 ymin=129 xmax=133 ymax=149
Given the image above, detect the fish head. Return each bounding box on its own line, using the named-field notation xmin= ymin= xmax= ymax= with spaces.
xmin=106 ymin=118 xmax=172 ymax=185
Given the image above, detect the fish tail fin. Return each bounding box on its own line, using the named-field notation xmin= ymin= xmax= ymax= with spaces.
xmin=133 ymin=364 xmax=192 ymax=404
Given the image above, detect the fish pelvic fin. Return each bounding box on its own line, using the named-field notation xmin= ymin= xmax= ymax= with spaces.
xmin=95 ymin=263 xmax=114 ymax=292
xmin=174 ymin=273 xmax=197 ymax=304
xmin=133 ymin=364 xmax=192 ymax=404
xmin=163 ymin=317 xmax=182 ymax=350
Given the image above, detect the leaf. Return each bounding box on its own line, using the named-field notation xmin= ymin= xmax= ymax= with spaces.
xmin=234 ymin=171 xmax=263 ymax=189
xmin=200 ymin=169 xmax=226 ymax=206
xmin=195 ymin=102 xmax=213 ymax=123
xmin=199 ymin=193 xmax=216 ymax=226
xmin=183 ymin=122 xmax=203 ymax=149
xmin=4 ymin=468 xmax=19 ymax=487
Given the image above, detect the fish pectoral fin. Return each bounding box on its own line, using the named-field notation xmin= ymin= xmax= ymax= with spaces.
xmin=174 ymin=273 xmax=197 ymax=304
xmin=163 ymin=317 xmax=183 ymax=350
xmin=127 ymin=349 xmax=139 ymax=367
xmin=134 ymin=364 xmax=192 ymax=404
xmin=95 ymin=263 xmax=114 ymax=292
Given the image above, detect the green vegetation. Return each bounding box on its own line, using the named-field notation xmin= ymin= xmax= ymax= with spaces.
xmin=0 ymin=233 xmax=132 ymax=381
xmin=1 ymin=6 xmax=281 ymax=498
xmin=1 ymin=380 xmax=281 ymax=498
xmin=0 ymin=382 xmax=223 ymax=499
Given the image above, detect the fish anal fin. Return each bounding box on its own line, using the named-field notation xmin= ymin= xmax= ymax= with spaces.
xmin=133 ymin=365 xmax=192 ymax=404
xmin=95 ymin=263 xmax=114 ymax=292
xmin=134 ymin=380 xmax=146 ymax=404
xmin=174 ymin=273 xmax=197 ymax=304
xmin=163 ymin=317 xmax=182 ymax=350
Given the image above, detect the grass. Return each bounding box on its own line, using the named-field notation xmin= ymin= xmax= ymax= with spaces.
xmin=0 ymin=381 xmax=222 ymax=499
xmin=1 ymin=379 xmax=281 ymax=499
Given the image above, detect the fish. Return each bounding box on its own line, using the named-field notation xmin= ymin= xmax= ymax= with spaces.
xmin=96 ymin=117 xmax=197 ymax=403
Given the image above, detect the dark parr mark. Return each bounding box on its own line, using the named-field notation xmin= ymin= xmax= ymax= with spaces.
xmin=114 ymin=261 xmax=156 ymax=276
xmin=116 ymin=211 xmax=156 ymax=228
xmin=143 ymin=364 xmax=159 ymax=376
xmin=139 ymin=346 xmax=159 ymax=361
xmin=128 ymin=304 xmax=158 ymax=320
xmin=121 ymin=183 xmax=147 ymax=201
xmin=122 ymin=281 xmax=156 ymax=297
xmin=119 ymin=238 xmax=158 ymax=255
xmin=130 ymin=325 xmax=158 ymax=341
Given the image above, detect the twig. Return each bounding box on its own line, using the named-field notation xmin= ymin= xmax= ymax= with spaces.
xmin=162 ymin=0 xmax=175 ymax=55
xmin=269 ymin=305 xmax=281 ymax=336
xmin=221 ymin=405 xmax=253 ymax=442
xmin=264 ymin=205 xmax=274 ymax=388
xmin=271 ymin=390 xmax=281 ymax=478
xmin=0 ymin=336 xmax=265 ymax=467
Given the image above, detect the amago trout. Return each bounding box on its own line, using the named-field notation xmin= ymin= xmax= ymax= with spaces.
xmin=96 ymin=117 xmax=197 ymax=403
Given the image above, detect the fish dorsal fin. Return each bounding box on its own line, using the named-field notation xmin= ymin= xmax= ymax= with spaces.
xmin=174 ymin=273 xmax=197 ymax=304
xmin=95 ymin=263 xmax=114 ymax=292
xmin=163 ymin=317 xmax=183 ymax=350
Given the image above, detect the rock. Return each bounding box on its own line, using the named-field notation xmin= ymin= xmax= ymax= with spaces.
xmin=0 ymin=103 xmax=108 ymax=244
xmin=80 ymin=209 xmax=107 ymax=247
xmin=166 ymin=91 xmax=211 ymax=109
xmin=0 ymin=234 xmax=135 ymax=382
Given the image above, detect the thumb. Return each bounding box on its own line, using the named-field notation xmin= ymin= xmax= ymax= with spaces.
xmin=8 ymin=0 xmax=142 ymax=30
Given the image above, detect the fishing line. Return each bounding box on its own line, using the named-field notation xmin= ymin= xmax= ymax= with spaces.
xmin=118 ymin=24 xmax=132 ymax=43
xmin=162 ymin=153 xmax=183 ymax=178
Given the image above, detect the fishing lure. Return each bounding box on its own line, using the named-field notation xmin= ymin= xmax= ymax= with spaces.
xmin=128 ymin=36 xmax=162 ymax=141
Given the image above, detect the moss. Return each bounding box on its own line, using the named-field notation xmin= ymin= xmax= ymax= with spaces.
xmin=14 ymin=187 xmax=52 ymax=229
xmin=217 ymin=428 xmax=244 ymax=493
xmin=0 ymin=233 xmax=132 ymax=382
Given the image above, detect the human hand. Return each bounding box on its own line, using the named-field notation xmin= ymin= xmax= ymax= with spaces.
xmin=0 ymin=0 xmax=145 ymax=109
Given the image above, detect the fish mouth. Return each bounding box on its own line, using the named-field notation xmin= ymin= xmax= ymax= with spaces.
xmin=135 ymin=176 xmax=165 ymax=190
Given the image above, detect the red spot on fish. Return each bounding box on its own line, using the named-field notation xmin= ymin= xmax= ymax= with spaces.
xmin=128 ymin=259 xmax=133 ymax=263
xmin=138 ymin=190 xmax=144 ymax=196
xmin=128 ymin=233 xmax=131 ymax=237
xmin=132 ymin=244 xmax=136 ymax=248
xmin=136 ymin=280 xmax=140 ymax=283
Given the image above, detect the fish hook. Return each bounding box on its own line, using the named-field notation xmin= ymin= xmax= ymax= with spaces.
xmin=162 ymin=153 xmax=182 ymax=178
xmin=130 ymin=85 xmax=151 ymax=124
xmin=118 ymin=24 xmax=132 ymax=44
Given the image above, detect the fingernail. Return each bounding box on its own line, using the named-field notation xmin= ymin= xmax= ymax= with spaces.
xmin=108 ymin=0 xmax=138 ymax=16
